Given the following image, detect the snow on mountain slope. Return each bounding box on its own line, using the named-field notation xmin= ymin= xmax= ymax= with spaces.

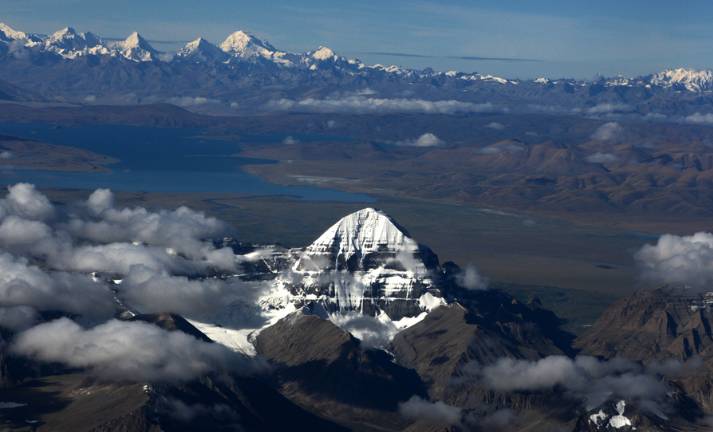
xmin=176 ymin=37 xmax=228 ymax=62
xmin=220 ymin=30 xmax=296 ymax=66
xmin=310 ymin=46 xmax=337 ymax=61
xmin=0 ymin=22 xmax=26 ymax=41
xmin=302 ymin=207 xmax=419 ymax=267
xmin=43 ymin=27 xmax=108 ymax=59
xmin=284 ymin=208 xmax=442 ymax=319
xmin=189 ymin=209 xmax=447 ymax=354
xmin=650 ymin=68 xmax=713 ymax=92
xmin=115 ymin=32 xmax=159 ymax=62
xmin=0 ymin=22 xmax=42 ymax=46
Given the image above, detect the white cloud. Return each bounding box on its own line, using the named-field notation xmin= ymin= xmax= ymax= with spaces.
xmin=456 ymin=264 xmax=488 ymax=290
xmin=12 ymin=318 xmax=267 ymax=382
xmin=477 ymin=142 xmax=525 ymax=154
xmin=591 ymin=122 xmax=623 ymax=141
xmin=86 ymin=188 xmax=114 ymax=215
xmin=475 ymin=355 xmax=694 ymax=411
xmin=266 ymin=96 xmax=500 ymax=114
xmin=586 ymin=152 xmax=619 ymax=164
xmin=586 ymin=103 xmax=633 ymax=115
xmin=485 ymin=122 xmax=505 ymax=130
xmin=398 ymin=396 xmax=462 ymax=425
xmin=0 ymin=252 xmax=114 ymax=319
xmin=403 ymin=133 xmax=444 ymax=147
xmin=2 ymin=183 xmax=54 ymax=221
xmin=329 ymin=311 xmax=398 ymax=348
xmin=635 ymin=232 xmax=713 ymax=288
xmin=685 ymin=112 xmax=713 ymax=125
xmin=168 ymin=96 xmax=219 ymax=107
xmin=282 ymin=136 xmax=299 ymax=145
xmin=120 ymin=266 xmax=257 ymax=319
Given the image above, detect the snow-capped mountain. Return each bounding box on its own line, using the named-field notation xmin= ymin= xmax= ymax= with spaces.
xmin=176 ymin=37 xmax=228 ymax=63
xmin=3 ymin=22 xmax=713 ymax=116
xmin=3 ymin=21 xmax=713 ymax=93
xmin=220 ymin=30 xmax=298 ymax=66
xmin=115 ymin=32 xmax=159 ymax=62
xmin=284 ymin=208 xmax=442 ymax=319
xmin=0 ymin=22 xmax=43 ymax=46
xmin=309 ymin=46 xmax=337 ymax=62
xmin=43 ymin=27 xmax=107 ymax=59
xmin=185 ymin=208 xmax=446 ymax=355
xmin=649 ymin=67 xmax=713 ymax=92
xmin=300 ymin=207 xmax=420 ymax=269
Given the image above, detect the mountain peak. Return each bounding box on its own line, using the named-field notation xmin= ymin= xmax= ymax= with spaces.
xmin=311 ymin=46 xmax=336 ymax=61
xmin=290 ymin=207 xmax=440 ymax=318
xmin=43 ymin=26 xmax=104 ymax=58
xmin=177 ymin=37 xmax=226 ymax=61
xmin=119 ymin=32 xmax=158 ymax=62
xmin=187 ymin=37 xmax=207 ymax=46
xmin=305 ymin=208 xmax=417 ymax=262
xmin=651 ymin=67 xmax=713 ymax=92
xmin=0 ymin=22 xmax=27 ymax=40
xmin=51 ymin=26 xmax=77 ymax=38
xmin=220 ymin=30 xmax=275 ymax=56
xmin=123 ymin=31 xmax=147 ymax=48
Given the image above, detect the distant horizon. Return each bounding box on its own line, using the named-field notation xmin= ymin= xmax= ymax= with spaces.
xmin=1 ymin=20 xmax=710 ymax=82
xmin=4 ymin=0 xmax=713 ymax=79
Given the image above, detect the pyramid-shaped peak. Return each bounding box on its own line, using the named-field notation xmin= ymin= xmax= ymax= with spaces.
xmin=51 ymin=27 xmax=77 ymax=38
xmin=306 ymin=208 xmax=417 ymax=259
xmin=177 ymin=37 xmax=227 ymax=61
xmin=187 ymin=37 xmax=208 ymax=46
xmin=182 ymin=37 xmax=220 ymax=51
xmin=118 ymin=32 xmax=158 ymax=61
xmin=124 ymin=31 xmax=148 ymax=47
xmin=220 ymin=30 xmax=275 ymax=54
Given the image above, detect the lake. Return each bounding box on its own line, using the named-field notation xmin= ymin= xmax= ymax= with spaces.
xmin=0 ymin=124 xmax=371 ymax=202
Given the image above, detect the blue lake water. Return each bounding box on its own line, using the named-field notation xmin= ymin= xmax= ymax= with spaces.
xmin=0 ymin=124 xmax=372 ymax=202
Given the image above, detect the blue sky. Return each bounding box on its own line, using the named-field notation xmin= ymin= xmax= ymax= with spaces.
xmin=3 ymin=0 xmax=711 ymax=78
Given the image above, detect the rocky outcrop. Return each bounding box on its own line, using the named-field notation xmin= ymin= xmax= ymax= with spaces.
xmin=577 ymin=288 xmax=713 ymax=417
xmin=255 ymin=307 xmax=426 ymax=430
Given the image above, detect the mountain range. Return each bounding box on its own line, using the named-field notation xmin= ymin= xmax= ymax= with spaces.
xmin=2 ymin=196 xmax=713 ymax=431
xmin=3 ymin=22 xmax=713 ymax=117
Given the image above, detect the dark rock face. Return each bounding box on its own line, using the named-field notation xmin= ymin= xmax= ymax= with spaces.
xmin=0 ymin=312 xmax=343 ymax=432
xmin=391 ymin=301 xmax=569 ymax=409
xmin=576 ymin=288 xmax=713 ymax=361
xmin=576 ymin=288 xmax=713 ymax=417
xmin=255 ymin=309 xmax=427 ymax=430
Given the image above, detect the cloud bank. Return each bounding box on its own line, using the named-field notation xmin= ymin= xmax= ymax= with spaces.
xmin=266 ymin=96 xmax=500 ymax=114
xmin=635 ymin=232 xmax=713 ymax=288
xmin=475 ymin=355 xmax=696 ymax=413
xmin=398 ymin=396 xmax=462 ymax=425
xmin=591 ymin=122 xmax=623 ymax=141
xmin=0 ymin=183 xmax=276 ymax=384
xmin=397 ymin=132 xmax=444 ymax=147
xmin=12 ymin=318 xmax=266 ymax=382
